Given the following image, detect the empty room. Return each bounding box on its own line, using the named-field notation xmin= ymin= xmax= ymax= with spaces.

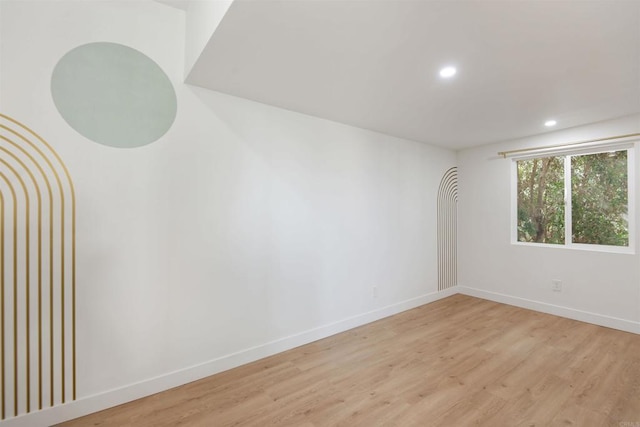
xmin=0 ymin=0 xmax=639 ymax=425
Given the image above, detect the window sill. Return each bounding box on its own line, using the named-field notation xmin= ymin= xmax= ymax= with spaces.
xmin=511 ymin=240 xmax=635 ymax=255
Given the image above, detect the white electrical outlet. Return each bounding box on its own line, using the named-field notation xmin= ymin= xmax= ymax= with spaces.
xmin=372 ymin=286 xmax=378 ymax=298
xmin=552 ymin=280 xmax=562 ymax=292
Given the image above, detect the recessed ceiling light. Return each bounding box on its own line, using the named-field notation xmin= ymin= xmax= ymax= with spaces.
xmin=439 ymin=66 xmax=457 ymax=78
xmin=544 ymin=120 xmax=557 ymax=127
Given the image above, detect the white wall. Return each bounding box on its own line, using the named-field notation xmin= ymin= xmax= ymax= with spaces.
xmin=0 ymin=1 xmax=456 ymax=424
xmin=184 ymin=0 xmax=234 ymax=78
xmin=458 ymin=114 xmax=640 ymax=333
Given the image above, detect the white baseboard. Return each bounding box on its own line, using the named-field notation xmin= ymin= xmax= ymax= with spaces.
xmin=3 ymin=287 xmax=458 ymax=427
xmin=458 ymin=285 xmax=640 ymax=335
xmin=9 ymin=284 xmax=635 ymax=426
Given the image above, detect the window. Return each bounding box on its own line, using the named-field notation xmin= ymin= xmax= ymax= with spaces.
xmin=514 ymin=146 xmax=634 ymax=252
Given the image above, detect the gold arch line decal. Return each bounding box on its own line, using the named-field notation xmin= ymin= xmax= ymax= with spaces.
xmin=0 ymin=113 xmax=76 ymax=420
xmin=437 ymin=167 xmax=457 ymax=291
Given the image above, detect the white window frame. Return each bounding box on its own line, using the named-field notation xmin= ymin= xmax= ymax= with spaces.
xmin=511 ymin=143 xmax=636 ymax=254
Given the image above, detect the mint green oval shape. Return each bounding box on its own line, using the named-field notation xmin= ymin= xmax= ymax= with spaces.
xmin=51 ymin=42 xmax=177 ymax=148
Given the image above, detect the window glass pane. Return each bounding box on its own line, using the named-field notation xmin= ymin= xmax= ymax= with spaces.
xmin=517 ymin=156 xmax=565 ymax=243
xmin=571 ymin=151 xmax=628 ymax=246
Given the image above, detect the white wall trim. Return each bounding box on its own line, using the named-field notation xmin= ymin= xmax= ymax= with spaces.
xmin=458 ymin=285 xmax=640 ymax=335
xmin=2 ymin=287 xmax=457 ymax=427
xmin=4 ymin=284 xmax=637 ymax=427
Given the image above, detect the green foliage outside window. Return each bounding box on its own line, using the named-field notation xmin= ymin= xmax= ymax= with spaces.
xmin=571 ymin=151 xmax=628 ymax=246
xmin=517 ymin=157 xmax=565 ymax=244
xmin=517 ymin=150 xmax=629 ymax=247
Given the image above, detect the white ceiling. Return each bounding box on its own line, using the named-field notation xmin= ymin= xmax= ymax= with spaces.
xmin=185 ymin=0 xmax=640 ymax=149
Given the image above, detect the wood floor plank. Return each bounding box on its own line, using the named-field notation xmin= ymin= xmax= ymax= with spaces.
xmin=58 ymin=295 xmax=640 ymax=426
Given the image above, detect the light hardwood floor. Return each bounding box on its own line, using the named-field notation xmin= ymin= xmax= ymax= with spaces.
xmin=59 ymin=295 xmax=640 ymax=426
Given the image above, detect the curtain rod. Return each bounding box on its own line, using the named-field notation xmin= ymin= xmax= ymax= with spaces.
xmin=498 ymin=133 xmax=640 ymax=158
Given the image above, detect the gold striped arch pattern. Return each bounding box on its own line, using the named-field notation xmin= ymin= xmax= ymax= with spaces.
xmin=437 ymin=167 xmax=457 ymax=291
xmin=0 ymin=114 xmax=76 ymax=420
